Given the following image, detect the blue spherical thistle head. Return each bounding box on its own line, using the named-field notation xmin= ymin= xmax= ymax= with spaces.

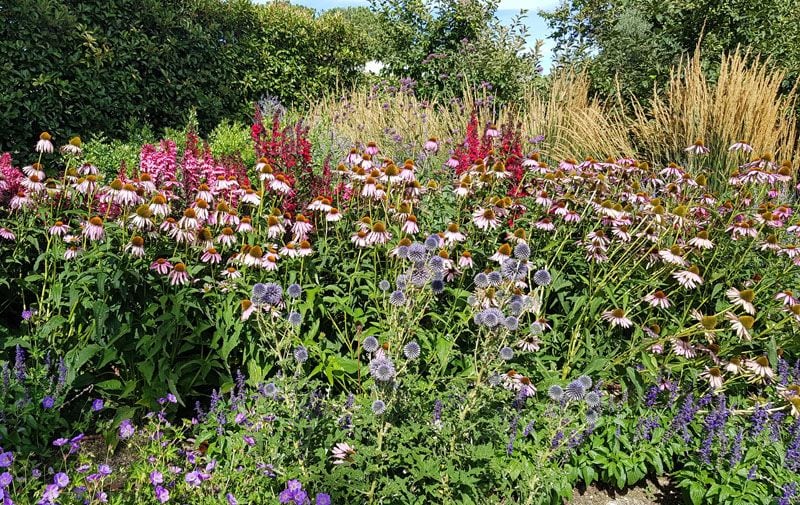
xmin=513 ymin=242 xmax=531 ymax=260
xmin=474 ymin=272 xmax=489 ymax=289
xmin=508 ymin=301 xmax=524 ymax=316
xmin=407 ymin=243 xmax=427 ymax=262
xmin=504 ymin=316 xmax=519 ymax=331
xmin=480 ymin=308 xmax=502 ymax=328
xmin=403 ymin=341 xmax=421 ymax=360
xmin=424 ymin=234 xmax=440 ymax=251
xmin=564 ymin=380 xmax=586 ymax=402
xmin=293 ymin=346 xmax=308 ymax=363
xmin=395 ymin=274 xmax=408 ymax=290
xmin=362 ymin=336 xmax=380 ymax=353
xmin=371 ymin=399 xmax=387 ymax=415
xmin=533 ymin=269 xmax=552 ymax=286
xmin=395 ymin=245 xmax=409 ymax=259
xmin=547 ymin=384 xmax=564 ymax=402
xmin=585 ymin=409 xmax=600 ymax=425
xmin=488 ymin=373 xmax=502 ymax=387
xmin=389 ymin=290 xmax=406 ymax=306
xmin=369 ymin=357 xmax=396 ymax=382
xmin=428 ymin=256 xmax=444 ymax=272
xmin=499 ymin=346 xmax=514 ymax=361
xmin=578 ymin=375 xmax=593 ymax=389
xmin=501 ymin=259 xmax=528 ymax=281
xmin=251 ymin=283 xmax=268 ymax=303
xmin=254 ymin=282 xmax=282 ymax=306
xmin=287 ymin=311 xmax=303 ymax=326
xmin=411 ymin=266 xmax=430 ymax=287
xmin=431 ymin=279 xmax=445 ymax=294
xmin=487 ymin=271 xmax=503 ymax=286
xmin=286 ymin=283 xmax=302 ymax=299
xmin=584 ymin=391 xmax=601 ymax=408
xmin=263 ymin=382 xmax=278 ymax=398
xmin=378 ymin=280 xmax=391 ymax=292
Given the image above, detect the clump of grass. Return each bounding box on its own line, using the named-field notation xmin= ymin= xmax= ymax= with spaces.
xmin=631 ymin=49 xmax=799 ymax=184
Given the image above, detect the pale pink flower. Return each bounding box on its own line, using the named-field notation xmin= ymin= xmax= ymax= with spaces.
xmin=601 ymin=308 xmax=632 ymax=328
xmin=169 ymin=263 xmax=190 ymax=286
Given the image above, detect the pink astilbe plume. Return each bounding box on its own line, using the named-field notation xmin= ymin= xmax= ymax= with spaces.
xmin=139 ymin=140 xmax=178 ymax=189
xmin=452 ymin=112 xmax=490 ymax=176
xmin=0 ymin=152 xmax=23 ymax=205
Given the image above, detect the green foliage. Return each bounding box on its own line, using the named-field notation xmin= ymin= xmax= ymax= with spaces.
xmin=370 ymin=0 xmax=543 ymax=101
xmin=542 ymin=0 xmax=800 ymax=101
xmin=0 ymin=0 xmax=369 ymax=160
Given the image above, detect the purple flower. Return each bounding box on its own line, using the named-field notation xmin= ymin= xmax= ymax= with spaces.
xmin=316 ymin=493 xmax=331 ymax=505
xmin=778 ymin=483 xmax=797 ymax=505
xmin=98 ymin=464 xmax=112 ymax=476
xmin=0 ymin=452 xmax=13 ymax=468
xmin=53 ymin=438 xmax=69 ymax=447
xmin=21 ymin=309 xmax=33 ymax=321
xmin=53 ymin=472 xmax=69 ymax=488
xmin=150 ymin=471 xmax=163 ymax=486
xmin=42 ymin=483 xmax=61 ymax=502
xmin=243 ymin=435 xmax=255 ymax=447
xmin=280 ymin=480 xmax=310 ymax=505
xmin=184 ymin=470 xmax=209 ymax=487
xmin=154 ymin=485 xmax=170 ymax=503
xmin=41 ymin=396 xmax=55 ymax=409
xmin=0 ymin=471 xmax=12 ymax=487
xmin=92 ymin=399 xmax=104 ymax=412
xmin=166 ymin=393 xmax=177 ymax=404
xmin=118 ymin=419 xmax=135 ymax=439
xmin=226 ymin=493 xmax=238 ymax=505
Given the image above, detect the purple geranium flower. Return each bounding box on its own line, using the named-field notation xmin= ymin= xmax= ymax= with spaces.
xmin=0 ymin=453 xmax=13 ymax=468
xmin=118 ymin=419 xmax=135 ymax=439
xmin=316 ymin=493 xmax=331 ymax=505
xmin=0 ymin=471 xmax=12 ymax=487
xmin=92 ymin=399 xmax=104 ymax=412
xmin=42 ymin=396 xmax=55 ymax=409
xmin=226 ymin=493 xmax=238 ymax=505
xmin=154 ymin=485 xmax=170 ymax=503
xmin=150 ymin=471 xmax=163 ymax=486
xmin=98 ymin=464 xmax=112 ymax=476
xmin=53 ymin=472 xmax=69 ymax=488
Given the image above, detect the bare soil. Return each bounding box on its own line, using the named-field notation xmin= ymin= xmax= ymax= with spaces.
xmin=570 ymin=477 xmax=684 ymax=505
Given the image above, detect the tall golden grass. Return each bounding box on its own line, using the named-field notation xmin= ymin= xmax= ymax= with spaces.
xmin=630 ymin=49 xmax=799 ymax=177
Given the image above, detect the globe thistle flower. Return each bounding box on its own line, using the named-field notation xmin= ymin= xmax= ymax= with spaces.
xmin=578 ymin=375 xmax=593 ymax=389
xmin=428 ymin=255 xmax=445 ymax=272
xmin=488 ymin=373 xmax=502 ymax=387
xmin=513 ymin=242 xmax=531 ymax=260
xmin=287 ymin=311 xmax=303 ymax=326
xmin=252 ymin=283 xmax=268 ymax=303
xmin=487 ymin=271 xmax=503 ymax=287
xmin=504 ymin=316 xmax=519 ymax=331
xmin=286 ymin=283 xmax=303 ymax=298
xmin=501 ymin=259 xmax=528 ymax=281
xmin=403 ymin=341 xmax=421 ymax=360
xmin=430 ymin=279 xmax=445 ymax=294
xmin=378 ymin=280 xmax=391 ymax=292
xmin=262 ymin=382 xmax=278 ymax=398
xmin=585 ymin=410 xmax=600 ymax=425
xmin=410 ymin=265 xmax=430 ymax=287
xmin=407 ymin=243 xmax=427 ymax=262
xmin=584 ymin=391 xmax=601 ymax=408
xmin=371 ymin=399 xmax=386 ymax=415
xmin=547 ymin=384 xmax=564 ymax=402
xmin=499 ymin=347 xmax=514 ymax=361
xmin=424 ymin=234 xmax=440 ymax=251
xmin=362 ymin=336 xmax=380 ymax=353
xmin=533 ymin=269 xmax=552 ymax=286
xmin=479 ymin=308 xmax=503 ymax=328
xmin=474 ymin=272 xmax=489 ymax=288
xmin=389 ymin=290 xmax=406 ymax=306
xmin=369 ymin=357 xmax=396 ymax=382
xmin=293 ymin=346 xmax=308 ymax=364
xmin=259 ymin=282 xmax=283 ymax=306
xmin=564 ymin=380 xmax=586 ymax=402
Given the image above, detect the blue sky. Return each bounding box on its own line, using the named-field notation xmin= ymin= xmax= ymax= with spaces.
xmin=257 ymin=0 xmax=559 ymax=71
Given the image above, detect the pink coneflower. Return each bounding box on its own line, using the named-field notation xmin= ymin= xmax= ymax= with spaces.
xmin=129 ymin=205 xmax=154 ymax=231
xmin=240 ymin=300 xmax=255 ymax=321
xmin=266 ymin=215 xmax=285 ymax=239
xmin=262 ymin=253 xmax=279 ymax=271
xmin=242 ymin=246 xmax=264 ymax=268
xmin=21 ymin=174 xmax=45 ymax=194
xmin=726 ymin=288 xmax=756 ymax=315
xmin=201 ymin=247 xmax=222 ymax=264
xmin=601 ymin=308 xmax=632 ymax=328
xmin=217 ymin=227 xmax=237 ymax=248
xmin=472 ymin=208 xmax=500 ymax=230
xmin=643 ymin=290 xmax=671 ymax=309
xmin=148 ymin=194 xmax=169 ymax=217
xmin=307 ymin=197 xmax=332 ymax=212
xmin=0 ymin=227 xmax=15 ymax=241
xmin=366 ymin=220 xmax=392 ymax=244
xmin=485 ymin=123 xmax=499 ymax=138
xmin=673 ymin=265 xmax=703 ymax=289
xmin=192 ymin=199 xmax=210 ymax=221
xmin=9 ymin=191 xmax=33 ymax=210
xmin=729 ymin=141 xmax=753 ymax=153
xmin=220 ymin=267 xmax=241 ymax=280
xmin=240 ymin=188 xmax=261 ymax=206
xmin=64 ymin=246 xmax=81 ymax=259
xmin=178 ymin=208 xmax=200 ymax=230
xmin=280 ymin=242 xmax=299 ymax=258
xmin=298 ymin=240 xmax=313 ymax=257
xmin=150 ymin=258 xmax=173 ymax=275
xmin=776 ymin=290 xmax=798 ymax=306
xmin=688 ymin=230 xmax=714 ymax=249
xmin=269 ymin=175 xmax=292 ymax=195
xmin=535 ymin=218 xmax=555 ymax=231
xmin=684 ymin=139 xmax=710 ymax=155
xmin=236 ymin=217 xmax=253 ymax=233
xmin=745 ymin=356 xmax=774 ymax=383
xmin=364 ymin=142 xmax=379 ymax=156
xmin=724 ymin=357 xmax=745 ymax=375
xmin=169 ymin=263 xmax=190 ymax=286
xmin=454 ymin=182 xmax=470 ymax=198
xmin=292 ymin=215 xmax=313 ymax=240
xmin=423 ymin=137 xmax=439 ymax=153
xmin=83 ymin=217 xmax=105 ymax=242
xmin=123 ymin=236 xmax=145 ymax=258
xmin=74 ymin=176 xmax=97 ymax=195
xmin=326 ymin=208 xmax=342 ymax=222
xmin=659 ymin=245 xmax=686 ymax=266
xmin=700 ymin=367 xmax=724 ymax=390
xmin=401 ymin=215 xmax=419 ymax=234
xmin=35 ymin=132 xmax=54 ymax=153
xmin=332 ymin=442 xmax=356 ymax=464
xmin=516 ymin=334 xmax=541 ymax=352
xmin=726 ymin=312 xmax=754 ymax=341
xmin=672 ymin=338 xmax=697 ymax=358
xmin=459 ymin=251 xmax=473 ymax=269
xmin=727 ymin=220 xmax=757 ymax=240
xmin=49 ymin=221 xmax=70 ymax=237
xmin=445 ymin=156 xmax=459 ymax=168
xmin=116 ymin=183 xmax=140 ymax=207
xmin=444 ymin=223 xmax=466 ymax=244
xmin=351 ymin=230 xmax=369 ymax=248
xmin=345 ymin=148 xmax=362 ymax=165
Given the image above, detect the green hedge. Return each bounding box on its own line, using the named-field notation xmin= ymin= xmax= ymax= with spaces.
xmin=0 ymin=0 xmax=369 ymax=158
